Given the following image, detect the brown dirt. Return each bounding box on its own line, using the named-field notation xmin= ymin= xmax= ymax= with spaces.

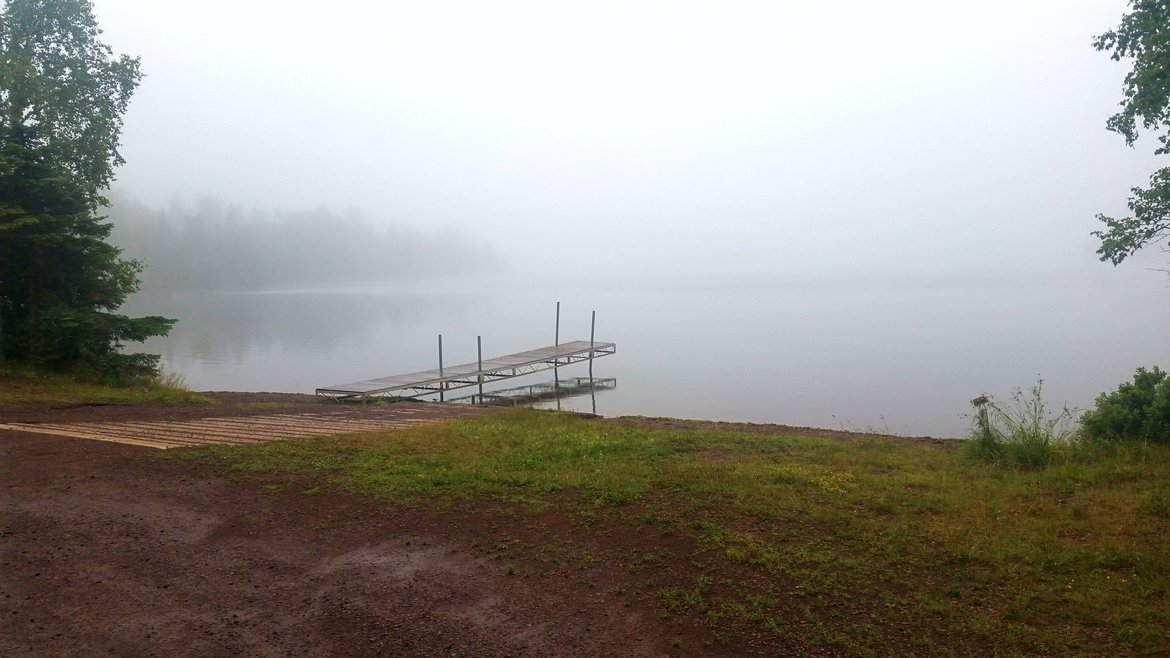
xmin=1 ymin=394 xmax=746 ymax=657
xmin=0 ymin=391 xmax=485 ymax=424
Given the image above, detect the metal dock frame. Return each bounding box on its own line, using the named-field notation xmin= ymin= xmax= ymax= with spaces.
xmin=315 ymin=340 xmax=616 ymax=403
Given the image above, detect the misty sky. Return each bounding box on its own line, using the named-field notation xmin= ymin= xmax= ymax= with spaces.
xmin=95 ymin=0 xmax=1166 ymax=282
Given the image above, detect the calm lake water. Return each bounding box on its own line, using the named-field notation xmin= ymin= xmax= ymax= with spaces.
xmin=124 ymin=274 xmax=1170 ymax=438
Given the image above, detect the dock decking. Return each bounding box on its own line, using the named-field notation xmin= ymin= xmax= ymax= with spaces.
xmin=315 ymin=340 xmax=616 ymax=402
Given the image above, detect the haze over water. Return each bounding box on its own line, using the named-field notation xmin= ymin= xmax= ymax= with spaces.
xmin=125 ymin=269 xmax=1170 ymax=438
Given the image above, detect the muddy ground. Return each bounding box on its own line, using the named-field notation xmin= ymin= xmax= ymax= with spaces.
xmin=1 ymin=394 xmax=790 ymax=657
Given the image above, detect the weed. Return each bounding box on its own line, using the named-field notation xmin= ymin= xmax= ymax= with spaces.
xmin=1140 ymin=487 xmax=1170 ymax=519
xmin=639 ymin=508 xmax=665 ymax=526
xmin=659 ymin=575 xmax=712 ymax=616
xmin=148 ymin=370 xmax=190 ymax=392
xmin=965 ymin=379 xmax=1079 ymax=468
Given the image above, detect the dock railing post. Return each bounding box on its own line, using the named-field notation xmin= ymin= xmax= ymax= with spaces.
xmin=438 ymin=334 xmax=445 ymax=402
xmin=477 ymin=335 xmax=483 ymax=403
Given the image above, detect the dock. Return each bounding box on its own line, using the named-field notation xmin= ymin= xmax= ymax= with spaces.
xmin=316 ymin=340 xmax=616 ymax=403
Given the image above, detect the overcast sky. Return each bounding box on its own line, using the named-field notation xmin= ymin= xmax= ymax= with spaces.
xmin=94 ymin=0 xmax=1165 ymax=282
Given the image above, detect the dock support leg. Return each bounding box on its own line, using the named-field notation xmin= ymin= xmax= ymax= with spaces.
xmin=589 ymin=310 xmax=596 ymax=378
xmin=477 ymin=335 xmax=483 ymax=403
xmin=554 ymin=301 xmax=561 ymax=382
xmin=438 ymin=334 xmax=445 ymax=402
xmin=590 ymin=309 xmax=597 ymax=414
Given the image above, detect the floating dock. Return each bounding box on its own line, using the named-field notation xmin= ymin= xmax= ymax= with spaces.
xmin=316 ymin=340 xmax=616 ymax=403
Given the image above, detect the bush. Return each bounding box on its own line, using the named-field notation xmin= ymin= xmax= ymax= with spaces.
xmin=1080 ymin=367 xmax=1170 ymax=444
xmin=965 ymin=380 xmax=1079 ymax=468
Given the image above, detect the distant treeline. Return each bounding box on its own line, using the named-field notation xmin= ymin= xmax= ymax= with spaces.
xmin=107 ymin=195 xmax=496 ymax=291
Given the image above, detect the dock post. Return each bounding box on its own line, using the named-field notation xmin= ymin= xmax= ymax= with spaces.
xmin=554 ymin=301 xmax=561 ymax=379
xmin=590 ymin=310 xmax=597 ymax=413
xmin=589 ymin=310 xmax=596 ymax=378
xmin=438 ymin=334 xmax=445 ymax=402
xmin=477 ymin=335 xmax=483 ymax=402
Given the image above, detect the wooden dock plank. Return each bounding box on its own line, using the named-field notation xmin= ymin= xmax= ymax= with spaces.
xmin=0 ymin=408 xmax=472 ymax=450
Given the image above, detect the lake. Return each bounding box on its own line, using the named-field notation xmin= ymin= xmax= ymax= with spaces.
xmin=124 ymin=273 xmax=1170 ymax=438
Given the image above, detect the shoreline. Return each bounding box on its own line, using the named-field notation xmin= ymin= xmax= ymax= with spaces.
xmin=1 ymin=387 xmax=958 ymax=445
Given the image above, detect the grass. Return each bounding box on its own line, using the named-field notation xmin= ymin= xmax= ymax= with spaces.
xmin=0 ymin=367 xmax=213 ymax=404
xmin=178 ymin=408 xmax=1170 ymax=655
xmin=966 ymin=380 xmax=1081 ymax=468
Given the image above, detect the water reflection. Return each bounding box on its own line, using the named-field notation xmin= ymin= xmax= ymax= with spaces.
xmin=449 ymin=377 xmax=616 ymax=412
xmin=125 ymin=288 xmax=469 ymax=359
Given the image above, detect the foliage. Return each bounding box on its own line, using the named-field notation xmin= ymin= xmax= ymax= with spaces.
xmin=1081 ymin=366 xmax=1170 ymax=444
xmin=0 ymin=0 xmax=173 ymax=378
xmin=1093 ymin=1 xmax=1170 ymax=265
xmin=964 ymin=380 xmax=1079 ymax=468
xmin=182 ymin=410 xmax=1170 ymax=655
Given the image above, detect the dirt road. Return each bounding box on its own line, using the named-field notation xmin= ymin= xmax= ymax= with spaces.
xmin=1 ymin=396 xmax=732 ymax=657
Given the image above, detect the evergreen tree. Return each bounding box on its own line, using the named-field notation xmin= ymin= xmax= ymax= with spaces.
xmin=0 ymin=0 xmax=173 ymax=378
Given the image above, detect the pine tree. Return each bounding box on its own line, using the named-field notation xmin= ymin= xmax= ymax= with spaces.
xmin=0 ymin=0 xmax=173 ymax=379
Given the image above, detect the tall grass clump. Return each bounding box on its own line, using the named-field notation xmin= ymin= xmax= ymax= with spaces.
xmin=965 ymin=379 xmax=1079 ymax=468
xmin=148 ymin=369 xmax=191 ymax=392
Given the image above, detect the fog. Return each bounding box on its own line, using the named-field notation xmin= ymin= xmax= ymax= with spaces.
xmin=108 ymin=194 xmax=494 ymax=290
xmin=92 ymin=1 xmax=1170 ymax=432
xmin=94 ymin=0 xmax=1167 ymax=284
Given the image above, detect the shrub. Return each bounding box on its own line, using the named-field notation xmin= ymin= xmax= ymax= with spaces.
xmin=1080 ymin=367 xmax=1170 ymax=444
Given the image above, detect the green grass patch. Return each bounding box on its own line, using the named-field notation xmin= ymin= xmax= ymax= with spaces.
xmin=0 ymin=368 xmax=212 ymax=405
xmin=178 ymin=408 xmax=1170 ymax=655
